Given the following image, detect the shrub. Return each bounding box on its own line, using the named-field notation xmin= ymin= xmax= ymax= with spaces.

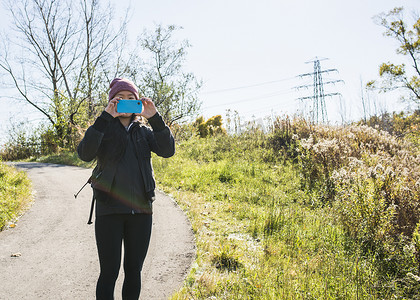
xmin=194 ymin=115 xmax=226 ymax=138
xmin=169 ymin=122 xmax=198 ymax=141
xmin=0 ymin=122 xmax=42 ymax=160
xmin=0 ymin=122 xmax=70 ymax=160
xmin=266 ymin=116 xmax=307 ymax=162
xmin=332 ymin=163 xmax=396 ymax=252
xmin=361 ymin=110 xmax=420 ymax=150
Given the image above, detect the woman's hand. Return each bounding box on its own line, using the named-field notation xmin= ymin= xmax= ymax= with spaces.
xmin=105 ymin=98 xmax=125 ymax=118
xmin=106 ymin=97 xmax=157 ymax=119
xmin=139 ymin=97 xmax=157 ymax=119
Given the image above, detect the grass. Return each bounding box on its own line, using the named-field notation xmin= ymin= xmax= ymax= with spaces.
xmin=29 ymin=151 xmax=95 ymax=168
xmin=0 ymin=161 xmax=33 ymax=230
xmin=152 ymin=134 xmax=382 ymax=299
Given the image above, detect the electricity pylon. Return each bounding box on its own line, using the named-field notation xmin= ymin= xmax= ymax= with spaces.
xmin=296 ymin=57 xmax=343 ymax=123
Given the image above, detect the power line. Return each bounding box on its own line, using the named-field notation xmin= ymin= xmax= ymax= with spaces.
xmin=202 ymin=88 xmax=294 ymax=110
xmin=240 ymin=100 xmax=297 ymax=117
xmin=202 ymin=76 xmax=296 ymax=94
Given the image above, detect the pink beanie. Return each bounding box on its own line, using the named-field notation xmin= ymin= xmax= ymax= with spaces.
xmin=108 ymin=78 xmax=139 ymax=101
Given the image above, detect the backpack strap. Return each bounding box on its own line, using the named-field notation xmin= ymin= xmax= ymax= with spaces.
xmin=74 ymin=176 xmax=92 ymax=198
xmin=87 ymin=195 xmax=95 ymax=225
xmin=74 ymin=176 xmax=95 ymax=225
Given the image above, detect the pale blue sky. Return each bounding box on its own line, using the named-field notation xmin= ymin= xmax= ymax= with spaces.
xmin=0 ymin=0 xmax=419 ymax=143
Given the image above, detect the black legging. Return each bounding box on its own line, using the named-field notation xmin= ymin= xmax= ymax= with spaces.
xmin=95 ymin=214 xmax=152 ymax=300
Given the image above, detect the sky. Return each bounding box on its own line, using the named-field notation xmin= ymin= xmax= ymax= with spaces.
xmin=0 ymin=0 xmax=419 ymax=143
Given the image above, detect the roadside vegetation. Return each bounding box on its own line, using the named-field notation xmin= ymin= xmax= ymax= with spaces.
xmin=151 ymin=112 xmax=420 ymax=299
xmin=3 ymin=111 xmax=418 ymax=298
xmin=0 ymin=161 xmax=32 ymax=230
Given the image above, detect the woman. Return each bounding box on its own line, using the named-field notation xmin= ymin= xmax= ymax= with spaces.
xmin=77 ymin=78 xmax=175 ymax=299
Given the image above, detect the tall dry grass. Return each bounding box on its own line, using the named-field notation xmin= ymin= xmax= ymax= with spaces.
xmin=269 ymin=116 xmax=420 ymax=296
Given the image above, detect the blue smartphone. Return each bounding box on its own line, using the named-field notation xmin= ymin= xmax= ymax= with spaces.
xmin=117 ymin=99 xmax=143 ymax=113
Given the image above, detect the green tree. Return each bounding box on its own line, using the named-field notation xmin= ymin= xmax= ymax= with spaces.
xmin=367 ymin=7 xmax=420 ymax=107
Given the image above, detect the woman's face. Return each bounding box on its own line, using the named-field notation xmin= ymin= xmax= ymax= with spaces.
xmin=115 ymin=90 xmax=136 ymax=100
xmin=115 ymin=90 xmax=137 ymax=118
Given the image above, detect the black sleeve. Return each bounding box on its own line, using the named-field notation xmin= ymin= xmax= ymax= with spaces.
xmin=92 ymin=111 xmax=113 ymax=132
xmin=77 ymin=111 xmax=114 ymax=162
xmin=146 ymin=112 xmax=175 ymax=158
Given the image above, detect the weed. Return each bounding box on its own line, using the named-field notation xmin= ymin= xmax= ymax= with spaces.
xmin=211 ymin=244 xmax=243 ymax=271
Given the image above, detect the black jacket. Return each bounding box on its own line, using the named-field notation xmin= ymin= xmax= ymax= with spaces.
xmin=77 ymin=111 xmax=175 ymax=214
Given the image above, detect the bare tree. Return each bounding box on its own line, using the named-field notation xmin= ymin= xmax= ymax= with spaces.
xmin=132 ymin=25 xmax=202 ymax=125
xmin=0 ymin=0 xmax=128 ymax=148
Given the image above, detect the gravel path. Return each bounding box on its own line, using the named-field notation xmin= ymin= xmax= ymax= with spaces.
xmin=0 ymin=162 xmax=195 ymax=300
